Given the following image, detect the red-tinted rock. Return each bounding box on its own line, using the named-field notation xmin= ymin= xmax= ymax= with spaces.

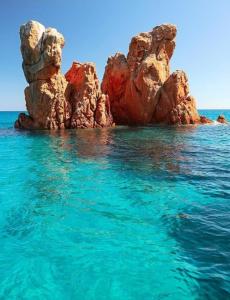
xmin=14 ymin=113 xmax=34 ymax=129
xmin=200 ymin=116 xmax=213 ymax=124
xmin=153 ymin=71 xmax=200 ymax=124
xmin=15 ymin=21 xmax=112 ymax=129
xmin=65 ymin=62 xmax=113 ymax=128
xmin=217 ymin=115 xmax=228 ymax=124
xmin=102 ymin=24 xmax=201 ymax=125
xmin=15 ymin=21 xmax=209 ymax=129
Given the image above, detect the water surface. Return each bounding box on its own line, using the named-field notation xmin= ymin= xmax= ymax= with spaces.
xmin=0 ymin=110 xmax=229 ymax=299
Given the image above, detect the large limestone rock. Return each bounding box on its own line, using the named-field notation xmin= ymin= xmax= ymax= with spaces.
xmin=15 ymin=21 xmax=112 ymax=129
xmin=102 ymin=24 xmax=200 ymax=125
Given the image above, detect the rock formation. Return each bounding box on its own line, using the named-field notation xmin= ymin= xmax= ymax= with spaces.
xmin=15 ymin=20 xmax=112 ymax=129
xmin=15 ymin=21 xmax=71 ymax=129
xmin=217 ymin=115 xmax=228 ymax=124
xmin=102 ymin=24 xmax=200 ymax=125
xmin=200 ymin=116 xmax=213 ymax=124
xmin=65 ymin=62 xmax=112 ymax=128
xmin=15 ymin=21 xmax=210 ymax=129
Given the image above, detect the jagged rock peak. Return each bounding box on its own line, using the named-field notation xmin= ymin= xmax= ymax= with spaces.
xmin=20 ymin=20 xmax=65 ymax=83
xmin=15 ymin=20 xmax=113 ymax=130
xmin=102 ymin=24 xmax=200 ymax=125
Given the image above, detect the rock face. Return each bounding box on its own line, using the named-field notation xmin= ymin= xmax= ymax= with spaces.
xmin=102 ymin=24 xmax=200 ymax=125
xmin=15 ymin=21 xmax=112 ymax=129
xmin=65 ymin=62 xmax=112 ymax=128
xmin=15 ymin=21 xmax=71 ymax=129
xmin=200 ymin=116 xmax=213 ymax=124
xmin=15 ymin=21 xmax=207 ymax=129
xmin=217 ymin=115 xmax=228 ymax=124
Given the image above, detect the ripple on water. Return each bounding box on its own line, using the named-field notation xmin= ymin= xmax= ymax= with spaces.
xmin=0 ymin=111 xmax=230 ymax=299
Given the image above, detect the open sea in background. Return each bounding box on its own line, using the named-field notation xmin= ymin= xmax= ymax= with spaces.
xmin=0 ymin=110 xmax=229 ymax=300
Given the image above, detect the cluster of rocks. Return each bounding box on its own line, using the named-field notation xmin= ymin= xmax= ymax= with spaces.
xmin=101 ymin=25 xmax=200 ymax=125
xmin=15 ymin=21 xmax=228 ymax=129
xmin=15 ymin=21 xmax=112 ymax=129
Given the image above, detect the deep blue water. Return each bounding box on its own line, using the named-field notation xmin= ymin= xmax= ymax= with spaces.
xmin=0 ymin=110 xmax=230 ymax=300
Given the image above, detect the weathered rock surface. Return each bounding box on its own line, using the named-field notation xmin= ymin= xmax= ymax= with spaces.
xmin=102 ymin=24 xmax=200 ymax=125
xmin=15 ymin=21 xmax=71 ymax=129
xmin=20 ymin=21 xmax=65 ymax=83
xmin=153 ymin=71 xmax=200 ymax=124
xmin=15 ymin=21 xmax=209 ymax=129
xmin=65 ymin=62 xmax=112 ymax=128
xmin=200 ymin=116 xmax=213 ymax=124
xmin=217 ymin=115 xmax=228 ymax=124
xmin=15 ymin=21 xmax=112 ymax=129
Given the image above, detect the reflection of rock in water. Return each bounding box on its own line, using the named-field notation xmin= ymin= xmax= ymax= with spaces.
xmin=5 ymin=124 xmax=199 ymax=236
xmin=48 ymin=128 xmax=114 ymax=160
xmin=3 ymin=131 xmax=73 ymax=239
xmin=106 ymin=125 xmax=198 ymax=177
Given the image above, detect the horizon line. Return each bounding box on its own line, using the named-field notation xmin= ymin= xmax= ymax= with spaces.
xmin=1 ymin=108 xmax=230 ymax=112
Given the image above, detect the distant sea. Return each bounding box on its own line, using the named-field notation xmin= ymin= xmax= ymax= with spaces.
xmin=0 ymin=110 xmax=229 ymax=299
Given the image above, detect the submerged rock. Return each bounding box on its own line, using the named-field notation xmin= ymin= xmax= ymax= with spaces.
xmin=102 ymin=24 xmax=200 ymax=125
xmin=217 ymin=115 xmax=228 ymax=124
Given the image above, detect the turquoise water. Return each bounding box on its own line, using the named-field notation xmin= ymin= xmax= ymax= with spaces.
xmin=0 ymin=110 xmax=230 ymax=300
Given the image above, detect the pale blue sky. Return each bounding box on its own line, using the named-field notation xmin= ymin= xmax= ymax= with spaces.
xmin=0 ymin=0 xmax=229 ymax=110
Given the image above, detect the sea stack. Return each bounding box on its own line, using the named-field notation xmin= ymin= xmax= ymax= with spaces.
xmin=102 ymin=24 xmax=200 ymax=125
xmin=15 ymin=21 xmax=112 ymax=129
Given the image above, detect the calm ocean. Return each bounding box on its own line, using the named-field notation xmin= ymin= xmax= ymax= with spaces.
xmin=0 ymin=110 xmax=229 ymax=299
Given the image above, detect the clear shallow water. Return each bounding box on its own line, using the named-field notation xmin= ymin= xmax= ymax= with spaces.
xmin=0 ymin=110 xmax=230 ymax=300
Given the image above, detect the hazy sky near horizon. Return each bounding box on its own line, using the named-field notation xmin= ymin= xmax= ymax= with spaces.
xmin=0 ymin=0 xmax=230 ymax=110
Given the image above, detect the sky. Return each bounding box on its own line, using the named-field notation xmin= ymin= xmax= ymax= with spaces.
xmin=0 ymin=0 xmax=230 ymax=110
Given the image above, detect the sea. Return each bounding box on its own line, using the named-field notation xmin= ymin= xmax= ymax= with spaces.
xmin=0 ymin=110 xmax=229 ymax=300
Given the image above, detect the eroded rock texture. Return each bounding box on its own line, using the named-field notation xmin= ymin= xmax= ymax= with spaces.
xmin=200 ymin=116 xmax=213 ymax=124
xmin=217 ymin=115 xmax=228 ymax=124
xmin=15 ymin=21 xmax=206 ymax=129
xmin=65 ymin=62 xmax=112 ymax=128
xmin=15 ymin=21 xmax=112 ymax=129
xmin=15 ymin=21 xmax=71 ymax=129
xmin=102 ymin=24 xmax=200 ymax=125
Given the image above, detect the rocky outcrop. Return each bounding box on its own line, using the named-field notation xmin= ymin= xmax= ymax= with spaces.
xmin=217 ymin=115 xmax=228 ymax=124
xmin=15 ymin=21 xmax=209 ymax=129
xmin=200 ymin=116 xmax=213 ymax=124
xmin=153 ymin=71 xmax=200 ymax=124
xmin=15 ymin=21 xmax=112 ymax=129
xmin=102 ymin=24 xmax=200 ymax=125
xmin=15 ymin=21 xmax=71 ymax=129
xmin=65 ymin=62 xmax=112 ymax=128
